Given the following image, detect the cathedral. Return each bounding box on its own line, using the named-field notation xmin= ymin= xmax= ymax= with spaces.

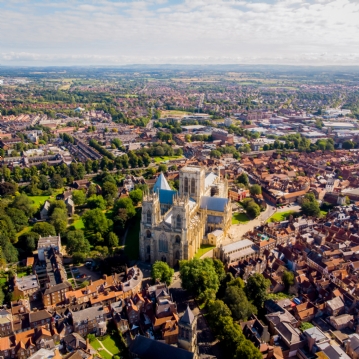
xmin=139 ymin=166 xmax=232 ymax=267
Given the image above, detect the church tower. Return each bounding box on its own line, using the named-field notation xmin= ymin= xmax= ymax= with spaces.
xmin=178 ymin=306 xmax=197 ymax=353
xmin=179 ymin=166 xmax=205 ymax=203
xmin=139 ymin=190 xmax=160 ymax=262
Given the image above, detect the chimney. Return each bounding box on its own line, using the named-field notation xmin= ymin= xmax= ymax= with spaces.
xmin=102 ymin=274 xmax=107 ymax=280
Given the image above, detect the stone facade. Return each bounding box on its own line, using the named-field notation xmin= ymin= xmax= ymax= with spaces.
xmin=139 ymin=166 xmax=232 ymax=267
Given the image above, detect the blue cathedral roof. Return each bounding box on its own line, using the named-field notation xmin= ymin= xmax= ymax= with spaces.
xmin=153 ymin=173 xmax=171 ymax=192
xmin=200 ymin=196 xmax=228 ymax=212
xmin=158 ymin=189 xmax=177 ymax=205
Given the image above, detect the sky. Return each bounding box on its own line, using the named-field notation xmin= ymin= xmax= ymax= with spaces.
xmin=0 ymin=0 xmax=359 ymax=66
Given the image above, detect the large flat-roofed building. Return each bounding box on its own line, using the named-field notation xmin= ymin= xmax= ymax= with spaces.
xmin=215 ymin=239 xmax=259 ymax=264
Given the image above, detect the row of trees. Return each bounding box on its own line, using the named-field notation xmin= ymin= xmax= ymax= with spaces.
xmin=178 ymin=258 xmax=271 ymax=359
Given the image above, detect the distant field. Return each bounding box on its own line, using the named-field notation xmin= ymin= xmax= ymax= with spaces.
xmin=153 ymin=155 xmax=183 ymax=163
xmin=160 ymin=110 xmax=191 ymax=117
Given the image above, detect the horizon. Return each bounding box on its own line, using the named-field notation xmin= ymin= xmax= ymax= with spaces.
xmin=1 ymin=0 xmax=358 ymax=67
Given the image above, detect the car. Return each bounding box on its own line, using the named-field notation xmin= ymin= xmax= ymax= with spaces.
xmin=76 ymin=275 xmax=81 ymax=279
xmin=72 ymin=268 xmax=79 ymax=273
xmin=80 ymin=274 xmax=86 ymax=278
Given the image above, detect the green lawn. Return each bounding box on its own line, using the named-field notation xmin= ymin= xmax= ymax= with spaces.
xmin=101 ymin=336 xmax=121 ymax=355
xmin=91 ymin=340 xmax=112 ymax=359
xmin=16 ymin=225 xmax=33 ymax=238
xmin=320 ymin=210 xmax=328 ymax=217
xmin=195 ymin=244 xmax=216 ymax=259
xmin=0 ymin=277 xmax=7 ymax=285
xmin=267 ymin=211 xmax=296 ymax=223
xmin=153 ymin=155 xmax=183 ymax=163
xmin=72 ymin=218 xmax=85 ymax=229
xmin=232 ymin=212 xmax=250 ymax=224
xmin=124 ymin=208 xmax=141 ymax=260
xmin=29 ymin=189 xmax=63 ymax=210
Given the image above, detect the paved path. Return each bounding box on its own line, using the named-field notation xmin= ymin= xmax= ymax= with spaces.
xmin=226 ymin=201 xmax=276 ymax=244
xmin=96 ymin=340 xmax=113 ymax=357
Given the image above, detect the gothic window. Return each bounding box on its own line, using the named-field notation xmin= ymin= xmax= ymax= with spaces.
xmin=176 ymin=215 xmax=182 ymax=229
xmin=184 ymin=177 xmax=189 ymax=193
xmin=161 ymin=256 xmax=167 ymax=262
xmin=159 ymin=233 xmax=168 ymax=253
xmin=191 ymin=178 xmax=195 ymax=195
xmin=146 ymin=210 xmax=151 ymax=224
xmin=175 ymin=250 xmax=180 ymax=259
xmin=146 ymin=230 xmax=151 ymax=238
xmin=175 ymin=235 xmax=181 ymax=244
xmin=147 ymin=245 xmax=150 ymax=254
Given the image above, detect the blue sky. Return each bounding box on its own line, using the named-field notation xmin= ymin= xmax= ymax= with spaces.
xmin=0 ymin=0 xmax=358 ymax=66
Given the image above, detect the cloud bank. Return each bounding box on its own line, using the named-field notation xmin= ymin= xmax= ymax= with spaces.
xmin=0 ymin=0 xmax=358 ymax=65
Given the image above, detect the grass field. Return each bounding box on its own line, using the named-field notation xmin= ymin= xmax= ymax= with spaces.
xmin=195 ymin=244 xmax=216 ymax=259
xmin=153 ymin=155 xmax=183 ymax=163
xmin=161 ymin=110 xmax=191 ymax=117
xmin=124 ymin=208 xmax=141 ymax=260
xmin=267 ymin=211 xmax=296 ymax=223
xmin=232 ymin=213 xmax=250 ymax=224
xmin=91 ymin=340 xmax=112 ymax=359
xmin=72 ymin=218 xmax=85 ymax=229
xmin=29 ymin=189 xmax=63 ymax=210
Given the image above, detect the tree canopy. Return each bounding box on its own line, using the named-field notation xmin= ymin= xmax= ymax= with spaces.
xmin=152 ymin=261 xmax=174 ymax=285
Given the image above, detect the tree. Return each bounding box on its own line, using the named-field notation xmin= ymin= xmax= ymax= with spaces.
xmin=18 ymin=232 xmax=39 ymax=253
xmin=73 ymin=252 xmax=86 ymax=264
xmin=237 ymin=173 xmax=249 ymax=187
xmin=180 ymin=258 xmax=220 ymax=296
xmin=234 ymin=339 xmax=262 ymax=359
xmin=245 ymin=273 xmax=271 ymax=308
xmin=10 ymin=194 xmax=35 ymax=217
xmin=114 ymin=197 xmax=136 ymax=218
xmin=72 ymin=190 xmax=86 ymax=206
xmin=87 ymin=195 xmax=106 ymax=210
xmin=224 ymin=285 xmax=257 ymax=321
xmin=82 ymin=208 xmax=110 ymax=235
xmin=158 ymin=164 xmax=167 ymax=173
xmin=246 ymin=202 xmax=261 ymax=218
xmin=152 ymin=261 xmax=175 ymax=285
xmin=33 ymin=222 xmax=56 ymax=237
xmin=5 ymin=208 xmax=28 ymax=232
xmin=113 ymin=208 xmax=128 ymax=231
xmin=107 ymin=232 xmax=119 ymax=248
xmin=250 ymin=184 xmax=262 ymax=196
xmin=342 ymin=140 xmax=354 ymax=149
xmin=282 ymin=270 xmax=295 ymax=290
xmin=86 ymin=334 xmax=96 ymax=343
xmin=301 ymin=193 xmax=321 ymax=217
xmin=102 ymin=181 xmax=118 ymax=201
xmin=129 ymin=189 xmax=143 ymax=205
xmin=67 ymin=230 xmax=91 ymax=255
xmin=210 ymin=150 xmax=221 ymax=159
xmin=0 ymin=182 xmax=18 ymax=196
xmin=51 ymin=174 xmax=64 ymax=189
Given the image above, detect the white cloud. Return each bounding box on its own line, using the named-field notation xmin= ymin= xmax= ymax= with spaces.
xmin=0 ymin=0 xmax=358 ymax=65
